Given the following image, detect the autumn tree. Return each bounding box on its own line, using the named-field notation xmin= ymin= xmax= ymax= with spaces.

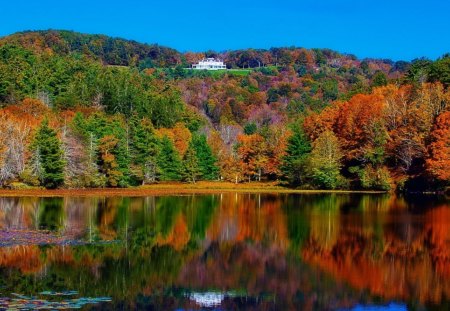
xmin=309 ymin=130 xmax=344 ymax=189
xmin=61 ymin=119 xmax=91 ymax=188
xmin=377 ymin=85 xmax=427 ymax=172
xmin=0 ymin=112 xmax=30 ymax=186
xmin=156 ymin=122 xmax=192 ymax=157
xmin=98 ymin=135 xmax=122 ymax=187
xmin=426 ymin=111 xmax=450 ymax=184
xmin=353 ymin=120 xmax=392 ymax=190
xmin=237 ymin=134 xmax=268 ymax=182
xmin=207 ymin=130 xmax=242 ymax=183
xmin=181 ymin=143 xmax=200 ymax=183
xmin=263 ymin=125 xmax=289 ymax=179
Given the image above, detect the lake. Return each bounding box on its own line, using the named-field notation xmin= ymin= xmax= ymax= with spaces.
xmin=0 ymin=193 xmax=449 ymax=310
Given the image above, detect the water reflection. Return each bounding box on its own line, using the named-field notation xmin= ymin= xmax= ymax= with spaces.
xmin=0 ymin=193 xmax=449 ymax=310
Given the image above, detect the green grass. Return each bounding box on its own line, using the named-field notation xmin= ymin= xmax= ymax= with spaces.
xmin=191 ymin=69 xmax=253 ymax=77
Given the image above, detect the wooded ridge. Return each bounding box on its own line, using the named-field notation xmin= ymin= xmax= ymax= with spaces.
xmin=0 ymin=30 xmax=449 ymax=191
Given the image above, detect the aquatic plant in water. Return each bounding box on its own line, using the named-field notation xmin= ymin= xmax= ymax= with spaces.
xmin=0 ymin=292 xmax=111 ymax=310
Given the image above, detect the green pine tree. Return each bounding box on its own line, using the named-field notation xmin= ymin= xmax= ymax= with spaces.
xmin=84 ymin=113 xmax=130 ymax=187
xmin=111 ymin=117 xmax=131 ymax=187
xmin=191 ymin=134 xmax=219 ymax=180
xmin=129 ymin=115 xmax=159 ymax=184
xmin=69 ymin=112 xmax=105 ymax=187
xmin=281 ymin=123 xmax=312 ymax=186
xmin=30 ymin=119 xmax=66 ymax=189
xmin=156 ymin=136 xmax=181 ymax=181
xmin=182 ymin=143 xmax=201 ymax=183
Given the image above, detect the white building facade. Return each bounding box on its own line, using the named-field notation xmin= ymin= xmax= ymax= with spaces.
xmin=192 ymin=58 xmax=226 ymax=70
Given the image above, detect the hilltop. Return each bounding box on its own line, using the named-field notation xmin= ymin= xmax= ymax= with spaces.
xmin=1 ymin=30 xmax=407 ymax=72
xmin=0 ymin=30 xmax=180 ymax=67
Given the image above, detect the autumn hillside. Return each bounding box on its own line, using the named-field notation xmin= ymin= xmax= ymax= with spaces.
xmin=0 ymin=30 xmax=449 ymax=191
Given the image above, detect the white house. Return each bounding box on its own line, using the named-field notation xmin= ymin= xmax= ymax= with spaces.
xmin=192 ymin=58 xmax=226 ymax=70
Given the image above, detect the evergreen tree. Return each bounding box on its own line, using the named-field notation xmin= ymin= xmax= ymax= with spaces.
xmin=30 ymin=119 xmax=66 ymax=189
xmin=371 ymin=71 xmax=388 ymax=87
xmin=110 ymin=117 xmax=131 ymax=187
xmin=83 ymin=113 xmax=130 ymax=187
xmin=191 ymin=134 xmax=219 ymax=180
xmin=243 ymin=122 xmax=257 ymax=135
xmin=84 ymin=132 xmax=105 ymax=187
xmin=69 ymin=112 xmax=105 ymax=187
xmin=182 ymin=143 xmax=200 ymax=183
xmin=129 ymin=115 xmax=159 ymax=184
xmin=281 ymin=123 xmax=311 ymax=186
xmin=71 ymin=112 xmax=88 ymax=137
xmin=156 ymin=136 xmax=181 ymax=181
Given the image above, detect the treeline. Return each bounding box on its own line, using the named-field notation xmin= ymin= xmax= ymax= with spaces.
xmin=0 ymin=102 xmax=218 ymax=188
xmin=0 ymin=31 xmax=449 ymax=191
xmin=293 ymin=83 xmax=450 ymax=190
xmin=1 ymin=30 xmax=180 ymax=67
xmin=1 ymin=81 xmax=449 ymax=191
xmin=1 ymin=30 xmax=407 ymax=73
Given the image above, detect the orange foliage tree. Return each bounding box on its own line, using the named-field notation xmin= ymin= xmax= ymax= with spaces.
xmin=426 ymin=111 xmax=450 ymax=182
xmin=237 ymin=134 xmax=268 ymax=182
xmin=98 ymin=135 xmax=122 ymax=187
xmin=156 ymin=122 xmax=192 ymax=157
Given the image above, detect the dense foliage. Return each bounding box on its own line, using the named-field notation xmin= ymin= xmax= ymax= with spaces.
xmin=0 ymin=30 xmax=448 ymax=191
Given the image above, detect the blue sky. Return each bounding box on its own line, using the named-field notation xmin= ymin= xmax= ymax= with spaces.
xmin=1 ymin=0 xmax=449 ymax=60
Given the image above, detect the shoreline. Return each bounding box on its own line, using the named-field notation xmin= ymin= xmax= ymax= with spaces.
xmin=0 ymin=182 xmax=388 ymax=197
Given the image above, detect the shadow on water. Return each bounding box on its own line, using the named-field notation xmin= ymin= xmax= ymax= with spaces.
xmin=0 ymin=193 xmax=449 ymax=310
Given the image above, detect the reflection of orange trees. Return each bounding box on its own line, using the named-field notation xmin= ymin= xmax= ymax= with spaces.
xmin=97 ymin=199 xmax=119 ymax=240
xmin=424 ymin=206 xmax=450 ymax=277
xmin=208 ymin=194 xmax=288 ymax=249
xmin=207 ymin=194 xmax=238 ymax=241
xmin=237 ymin=196 xmax=288 ymax=249
xmin=308 ymin=210 xmax=340 ymax=251
xmin=45 ymin=246 xmax=75 ymax=265
xmin=0 ymin=245 xmax=121 ymax=282
xmin=1 ymin=194 xmax=450 ymax=307
xmin=302 ymin=206 xmax=450 ymax=304
xmin=0 ymin=246 xmax=44 ymax=274
xmin=156 ymin=215 xmax=190 ymax=251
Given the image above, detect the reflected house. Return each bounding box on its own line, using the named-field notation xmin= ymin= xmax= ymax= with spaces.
xmin=192 ymin=58 xmax=226 ymax=70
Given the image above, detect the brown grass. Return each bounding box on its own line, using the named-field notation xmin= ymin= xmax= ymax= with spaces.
xmin=0 ymin=181 xmax=387 ymax=197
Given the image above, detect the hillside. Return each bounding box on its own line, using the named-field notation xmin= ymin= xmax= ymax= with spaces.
xmin=0 ymin=30 xmax=181 ymax=67
xmin=0 ymin=30 xmax=412 ymax=115
xmin=0 ymin=30 xmax=449 ymax=191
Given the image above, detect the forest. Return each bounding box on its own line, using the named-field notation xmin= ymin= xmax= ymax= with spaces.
xmin=0 ymin=30 xmax=449 ymax=191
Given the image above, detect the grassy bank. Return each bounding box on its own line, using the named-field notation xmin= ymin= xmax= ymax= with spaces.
xmin=0 ymin=181 xmax=387 ymax=197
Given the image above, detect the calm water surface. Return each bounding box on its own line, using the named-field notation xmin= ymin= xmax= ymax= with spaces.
xmin=0 ymin=193 xmax=449 ymax=310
